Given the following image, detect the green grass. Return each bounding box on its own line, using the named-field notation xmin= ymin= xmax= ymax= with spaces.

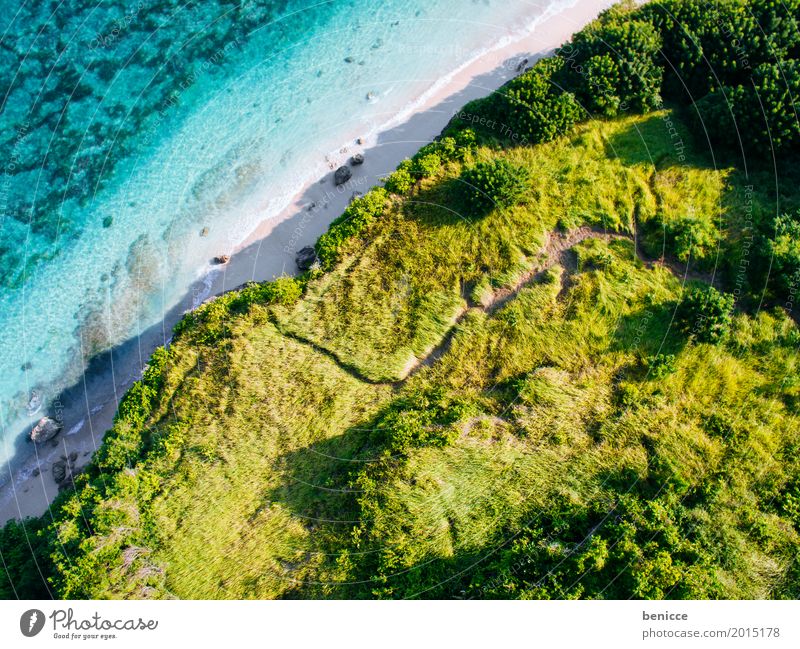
xmin=341 ymin=239 xmax=800 ymax=599
xmin=275 ymin=111 xmax=730 ymax=383
xmin=10 ymin=109 xmax=798 ymax=601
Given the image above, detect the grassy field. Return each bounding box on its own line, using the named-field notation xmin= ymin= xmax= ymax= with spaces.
xmin=339 ymin=238 xmax=800 ymax=598
xmin=9 ymin=108 xmax=798 ymax=600
xmin=275 ymin=112 xmax=731 ymax=383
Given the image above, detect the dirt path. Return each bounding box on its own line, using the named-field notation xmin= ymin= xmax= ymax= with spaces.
xmin=277 ymin=225 xmax=717 ymax=384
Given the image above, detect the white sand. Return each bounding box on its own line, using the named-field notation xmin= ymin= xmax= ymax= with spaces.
xmin=0 ymin=0 xmax=613 ymax=525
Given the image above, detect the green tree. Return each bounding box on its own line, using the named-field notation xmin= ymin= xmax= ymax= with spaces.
xmin=558 ymin=18 xmax=663 ymax=114
xmin=674 ymin=286 xmax=735 ymax=343
xmin=0 ymin=518 xmax=53 ymax=598
xmin=766 ymin=209 xmax=800 ymax=299
xmin=459 ymin=159 xmax=530 ymax=217
xmin=490 ymin=58 xmax=582 ymax=144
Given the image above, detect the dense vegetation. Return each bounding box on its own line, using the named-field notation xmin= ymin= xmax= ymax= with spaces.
xmin=2 ymin=0 xmax=799 ymax=600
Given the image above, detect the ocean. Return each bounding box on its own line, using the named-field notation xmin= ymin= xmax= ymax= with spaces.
xmin=0 ymin=0 xmax=574 ymax=468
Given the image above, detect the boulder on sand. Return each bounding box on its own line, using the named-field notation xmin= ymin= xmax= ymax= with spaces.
xmin=350 ymin=153 xmax=364 ymax=165
xmin=52 ymin=453 xmax=79 ymax=485
xmin=295 ymin=246 xmax=318 ymax=271
xmin=52 ymin=459 xmax=68 ymax=483
xmin=334 ymin=165 xmax=352 ymax=185
xmin=213 ymin=254 xmax=230 ymax=265
xmin=29 ymin=416 xmax=62 ymax=444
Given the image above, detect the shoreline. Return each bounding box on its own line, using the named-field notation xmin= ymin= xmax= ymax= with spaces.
xmin=0 ymin=0 xmax=612 ymax=525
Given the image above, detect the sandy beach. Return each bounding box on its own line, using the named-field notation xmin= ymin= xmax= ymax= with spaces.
xmin=0 ymin=0 xmax=613 ymax=525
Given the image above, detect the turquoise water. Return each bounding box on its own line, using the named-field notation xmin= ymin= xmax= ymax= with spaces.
xmin=0 ymin=0 xmax=573 ymax=462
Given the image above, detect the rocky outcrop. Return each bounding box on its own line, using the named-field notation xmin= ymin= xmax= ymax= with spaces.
xmin=350 ymin=153 xmax=364 ymax=165
xmin=29 ymin=417 xmax=62 ymax=444
xmin=213 ymin=254 xmax=230 ymax=264
xmin=334 ymin=165 xmax=352 ymax=185
xmin=295 ymin=246 xmax=318 ymax=271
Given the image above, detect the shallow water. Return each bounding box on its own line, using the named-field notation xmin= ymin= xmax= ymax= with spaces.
xmin=0 ymin=0 xmax=573 ymax=462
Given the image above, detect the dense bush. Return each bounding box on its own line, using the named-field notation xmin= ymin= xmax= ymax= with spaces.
xmin=691 ymin=61 xmax=800 ymax=155
xmin=502 ymin=59 xmax=582 ymax=144
xmin=384 ymin=160 xmax=414 ymax=195
xmin=459 ymin=158 xmax=530 ymax=217
xmin=765 ymin=209 xmax=800 ymax=299
xmin=646 ymin=353 xmax=677 ymax=378
xmin=638 ymin=0 xmax=800 ymax=156
xmin=674 ymin=286 xmax=735 ymax=343
xmin=173 ymin=276 xmax=304 ymax=344
xmin=467 ymin=494 xmax=726 ymax=599
xmin=462 ymin=58 xmax=582 ymax=145
xmin=667 ymin=216 xmax=719 ymax=266
xmin=411 ymin=152 xmax=442 ymax=179
xmin=315 ymin=188 xmax=389 ymax=269
xmin=0 ymin=517 xmax=52 ymax=598
xmin=372 ymin=387 xmax=477 ymax=455
xmin=94 ymin=345 xmax=172 ymax=473
xmin=557 ymin=17 xmax=663 ymax=115
xmin=640 ymin=0 xmax=800 ymax=100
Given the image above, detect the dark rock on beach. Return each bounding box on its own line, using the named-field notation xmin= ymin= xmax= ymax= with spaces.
xmin=213 ymin=254 xmax=230 ymax=264
xmin=52 ymin=453 xmax=79 ymax=486
xmin=334 ymin=165 xmax=352 ymax=185
xmin=295 ymin=246 xmax=318 ymax=271
xmin=29 ymin=416 xmax=62 ymax=444
xmin=350 ymin=153 xmax=364 ymax=165
xmin=52 ymin=459 xmax=68 ymax=484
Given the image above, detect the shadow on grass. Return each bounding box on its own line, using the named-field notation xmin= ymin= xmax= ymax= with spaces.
xmin=609 ymin=298 xmax=687 ymax=371
xmin=262 ymin=408 xmax=393 ymax=596
xmin=602 ymin=109 xmax=719 ymax=170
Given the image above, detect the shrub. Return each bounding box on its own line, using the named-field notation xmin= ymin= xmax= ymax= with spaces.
xmin=315 ymin=188 xmax=389 ymax=268
xmin=235 ymin=275 xmax=304 ymax=308
xmin=410 ymin=152 xmax=442 ymax=179
xmin=691 ymin=61 xmax=800 ymax=156
xmin=766 ymin=209 xmax=800 ymax=299
xmin=453 ymin=127 xmax=477 ymax=153
xmin=374 ymin=388 xmax=476 ymax=455
xmin=384 ymin=160 xmax=414 ymax=195
xmin=645 ymin=353 xmax=677 ymax=378
xmin=674 ymin=286 xmax=735 ymax=344
xmin=459 ymin=158 xmax=530 ymax=217
xmin=500 ymin=58 xmax=582 ymax=144
xmin=557 ymin=18 xmax=662 ymax=115
xmin=0 ymin=517 xmax=52 ymax=598
xmin=667 ymin=216 xmax=719 ymax=265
